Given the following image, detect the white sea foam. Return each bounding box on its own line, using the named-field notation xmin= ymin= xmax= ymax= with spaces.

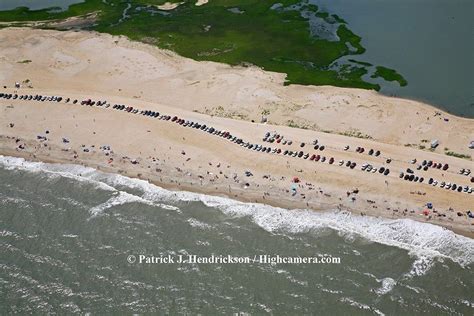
xmin=406 ymin=256 xmax=435 ymax=278
xmin=0 ymin=156 xmax=115 ymax=192
xmin=2 ymin=156 xmax=474 ymax=268
xmin=89 ymin=191 xmax=154 ymax=217
xmin=0 ymin=230 xmax=22 ymax=239
xmin=340 ymin=297 xmax=385 ymax=316
xmin=0 ymin=156 xmax=175 ymax=214
xmin=187 ymin=218 xmax=213 ymax=230
xmin=62 ymin=234 xmax=78 ymax=238
xmin=374 ymin=277 xmax=396 ymax=295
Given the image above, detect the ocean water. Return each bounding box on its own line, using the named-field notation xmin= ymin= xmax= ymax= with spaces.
xmin=0 ymin=0 xmax=83 ymax=11
xmin=1 ymin=156 xmax=473 ymax=314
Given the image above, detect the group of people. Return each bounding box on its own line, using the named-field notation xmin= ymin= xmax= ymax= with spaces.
xmin=4 ymin=90 xmax=473 ymax=199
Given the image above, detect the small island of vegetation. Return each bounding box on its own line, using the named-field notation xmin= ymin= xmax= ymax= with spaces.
xmin=371 ymin=66 xmax=408 ymax=87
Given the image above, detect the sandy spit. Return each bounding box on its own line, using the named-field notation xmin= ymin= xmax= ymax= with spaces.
xmin=0 ymin=27 xmax=473 ymax=237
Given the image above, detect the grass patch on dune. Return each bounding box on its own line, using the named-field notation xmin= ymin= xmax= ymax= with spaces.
xmin=338 ymin=129 xmax=373 ymax=139
xmin=0 ymin=0 xmax=403 ymax=91
xmin=445 ymin=151 xmax=471 ymax=160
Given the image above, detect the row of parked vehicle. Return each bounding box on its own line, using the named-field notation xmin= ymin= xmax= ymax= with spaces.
xmin=399 ymin=169 xmax=472 ymax=194
xmin=411 ymin=158 xmax=450 ymax=171
xmin=436 ymin=181 xmax=473 ymax=193
xmin=355 ymin=146 xmax=381 ymax=157
xmin=409 ymin=158 xmax=473 ymax=183
xmin=459 ymin=168 xmax=471 ymax=176
xmin=361 ymin=163 xmax=391 ymax=176
xmin=262 ymin=132 xmax=293 ymax=145
xmin=262 ymin=132 xmax=328 ymax=152
xmin=399 ymin=171 xmax=424 ymax=183
xmin=6 ymin=92 xmax=472 ymax=193
xmin=1 ymin=93 xmax=65 ymax=102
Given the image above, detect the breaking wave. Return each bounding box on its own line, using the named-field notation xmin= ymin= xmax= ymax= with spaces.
xmin=1 ymin=155 xmax=473 ymax=267
xmin=88 ymin=191 xmax=154 ymax=217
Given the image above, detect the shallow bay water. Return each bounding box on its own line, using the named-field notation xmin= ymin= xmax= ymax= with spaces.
xmin=0 ymin=156 xmax=473 ymax=313
xmin=311 ymin=0 xmax=474 ymax=117
xmin=0 ymin=0 xmax=83 ymax=11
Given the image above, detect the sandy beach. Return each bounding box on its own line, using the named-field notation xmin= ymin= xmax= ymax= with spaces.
xmin=1 ymin=27 xmax=473 ymax=237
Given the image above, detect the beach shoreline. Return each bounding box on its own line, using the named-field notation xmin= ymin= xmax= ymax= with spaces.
xmin=0 ymin=27 xmax=473 ymax=238
xmin=1 ymin=147 xmax=473 ymax=239
xmin=1 ymin=90 xmax=473 ymax=238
